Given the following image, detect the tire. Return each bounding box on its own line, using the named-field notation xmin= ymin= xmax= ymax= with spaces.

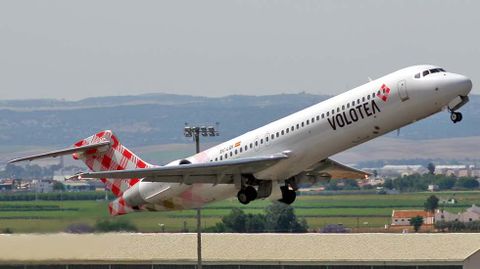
xmin=237 ymin=190 xmax=250 ymax=205
xmin=245 ymin=186 xmax=258 ymax=201
xmin=279 ymin=186 xmax=296 ymax=205
xmin=456 ymin=112 xmax=463 ymax=122
xmin=450 ymin=112 xmax=458 ymax=122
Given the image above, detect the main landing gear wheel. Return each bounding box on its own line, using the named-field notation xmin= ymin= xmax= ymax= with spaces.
xmin=279 ymin=185 xmax=296 ymax=205
xmin=450 ymin=111 xmax=463 ymax=123
xmin=237 ymin=186 xmax=258 ymax=205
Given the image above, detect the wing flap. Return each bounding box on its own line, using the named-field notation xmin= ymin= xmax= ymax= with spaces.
xmin=70 ymin=153 xmax=288 ymax=184
xmin=8 ymin=141 xmax=111 ymax=163
xmin=305 ymin=158 xmax=370 ymax=180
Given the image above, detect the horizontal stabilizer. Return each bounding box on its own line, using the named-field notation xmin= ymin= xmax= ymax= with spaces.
xmin=8 ymin=141 xmax=111 ymax=163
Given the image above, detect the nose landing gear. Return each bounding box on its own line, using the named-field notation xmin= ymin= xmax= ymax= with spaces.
xmin=450 ymin=111 xmax=463 ymax=123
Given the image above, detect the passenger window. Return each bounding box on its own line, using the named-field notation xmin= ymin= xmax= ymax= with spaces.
xmin=321 ymin=114 xmax=325 ymax=119
xmin=271 ymin=134 xmax=274 ymax=139
xmin=296 ymin=124 xmax=300 ymax=129
xmin=332 ymin=109 xmax=335 ymax=114
xmin=291 ymin=126 xmax=294 ymax=131
xmin=215 ymin=157 xmax=218 ymax=161
xmin=230 ymin=152 xmax=233 ymax=157
xmin=306 ymin=120 xmax=309 ymax=125
xmin=260 ymin=139 xmax=263 ymax=144
xmin=224 ymin=154 xmax=228 ymax=159
xmin=337 ymin=107 xmax=340 ymax=113
xmin=357 ymin=99 xmax=360 ymax=104
xmin=239 ymin=147 xmax=242 ymax=153
xmin=347 ymin=103 xmax=350 ymax=108
xmin=250 ymin=143 xmax=253 ymax=149
xmin=266 ymin=137 xmax=269 ymax=142
xmin=367 ymin=95 xmax=370 ymax=100
xmin=276 ymin=132 xmax=280 ymax=137
xmin=372 ymin=93 xmax=375 ymax=98
xmin=286 ymin=128 xmax=289 ymax=134
xmin=311 ymin=117 xmax=314 ymax=123
xmin=362 ymin=97 xmax=365 ymax=102
xmin=414 ymin=73 xmax=420 ymax=79
xmin=235 ymin=149 xmax=238 ymax=154
xmin=326 ymin=112 xmax=329 ymax=117
xmin=281 ymin=130 xmax=284 ymax=135
xmin=342 ymin=105 xmax=345 ymax=110
xmin=352 ymin=101 xmax=355 ymax=106
xmin=301 ymin=122 xmax=304 ymax=127
xmin=316 ymin=116 xmax=319 ymax=121
xmin=220 ymin=156 xmax=223 ymax=160
xmin=244 ymin=145 xmax=248 ymax=151
xmin=255 ymin=141 xmax=258 ymax=146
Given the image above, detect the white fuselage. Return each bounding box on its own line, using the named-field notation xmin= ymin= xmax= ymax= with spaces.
xmin=137 ymin=65 xmax=472 ymax=211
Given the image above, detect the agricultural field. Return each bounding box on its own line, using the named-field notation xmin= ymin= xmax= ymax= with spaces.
xmin=0 ymin=191 xmax=479 ymax=233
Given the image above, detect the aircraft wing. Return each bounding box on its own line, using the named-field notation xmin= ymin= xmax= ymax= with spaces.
xmin=303 ymin=158 xmax=370 ymax=180
xmin=70 ymin=153 xmax=288 ymax=184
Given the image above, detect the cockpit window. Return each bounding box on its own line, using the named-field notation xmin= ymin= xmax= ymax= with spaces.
xmin=422 ymin=68 xmax=446 ymax=77
xmin=414 ymin=73 xmax=421 ymax=79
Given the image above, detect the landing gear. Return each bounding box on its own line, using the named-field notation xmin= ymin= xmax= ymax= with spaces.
xmin=450 ymin=111 xmax=463 ymax=123
xmin=279 ymin=185 xmax=296 ymax=205
xmin=237 ymin=186 xmax=257 ymax=205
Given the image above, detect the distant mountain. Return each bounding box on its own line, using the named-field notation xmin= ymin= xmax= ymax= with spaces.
xmin=0 ymin=93 xmax=479 ymax=147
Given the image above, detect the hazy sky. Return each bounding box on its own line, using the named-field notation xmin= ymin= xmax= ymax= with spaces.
xmin=0 ymin=0 xmax=478 ymax=100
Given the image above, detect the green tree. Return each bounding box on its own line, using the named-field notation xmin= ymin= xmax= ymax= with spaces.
xmin=95 ymin=219 xmax=137 ymax=232
xmin=221 ymin=208 xmax=247 ymax=232
xmin=427 ymin=163 xmax=436 ymax=175
xmin=383 ymin=179 xmax=394 ymax=190
xmin=409 ymin=216 xmax=424 ymax=232
xmin=265 ymin=202 xmax=308 ymax=233
xmin=456 ymin=177 xmax=479 ymax=189
xmin=437 ymin=177 xmax=456 ymax=190
xmin=424 ymin=195 xmax=439 ymax=213
xmin=245 ymin=213 xmax=266 ymax=233
xmin=53 ymin=181 xmax=65 ymax=191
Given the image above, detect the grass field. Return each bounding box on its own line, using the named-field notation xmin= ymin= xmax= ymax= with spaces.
xmin=0 ymin=191 xmax=479 ymax=233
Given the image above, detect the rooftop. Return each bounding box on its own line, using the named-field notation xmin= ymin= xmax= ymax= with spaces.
xmin=392 ymin=210 xmax=433 ymax=218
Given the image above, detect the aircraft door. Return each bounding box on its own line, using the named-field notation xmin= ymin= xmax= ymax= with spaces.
xmin=398 ymin=80 xmax=409 ymax=101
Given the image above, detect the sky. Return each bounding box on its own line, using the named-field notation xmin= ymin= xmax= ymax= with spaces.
xmin=0 ymin=0 xmax=479 ymax=100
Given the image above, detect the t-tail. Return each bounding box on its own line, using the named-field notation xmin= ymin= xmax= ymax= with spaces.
xmin=9 ymin=130 xmax=153 ymax=216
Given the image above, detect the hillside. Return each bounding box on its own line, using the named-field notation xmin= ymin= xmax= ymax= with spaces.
xmin=0 ymin=93 xmax=479 ymax=150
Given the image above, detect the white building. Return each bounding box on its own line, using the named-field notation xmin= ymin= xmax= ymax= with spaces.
xmin=381 ymin=165 xmax=428 ymax=177
xmin=31 ymin=179 xmax=54 ymax=193
xmin=435 ymin=204 xmax=480 ymax=223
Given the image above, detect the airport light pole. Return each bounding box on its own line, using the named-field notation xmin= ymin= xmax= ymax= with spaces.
xmin=184 ymin=123 xmax=219 ymax=269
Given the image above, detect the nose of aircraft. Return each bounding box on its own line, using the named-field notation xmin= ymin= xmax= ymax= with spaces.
xmin=447 ymin=73 xmax=472 ymax=96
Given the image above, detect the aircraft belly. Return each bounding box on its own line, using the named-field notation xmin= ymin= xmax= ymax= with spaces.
xmin=143 ymin=183 xmax=237 ymax=211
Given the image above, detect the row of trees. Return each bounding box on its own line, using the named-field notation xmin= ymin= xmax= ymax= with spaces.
xmin=383 ymin=174 xmax=479 ymax=192
xmin=207 ymin=202 xmax=308 ymax=233
xmin=0 ymin=191 xmax=111 ymax=201
xmin=1 ymin=163 xmax=64 ymax=179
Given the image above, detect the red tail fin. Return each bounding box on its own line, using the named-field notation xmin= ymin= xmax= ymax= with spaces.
xmin=72 ymin=130 xmax=153 ymax=197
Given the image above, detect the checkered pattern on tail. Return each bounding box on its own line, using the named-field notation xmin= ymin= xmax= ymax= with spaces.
xmin=72 ymin=130 xmax=153 ymax=197
xmin=108 ymin=196 xmax=135 ymax=216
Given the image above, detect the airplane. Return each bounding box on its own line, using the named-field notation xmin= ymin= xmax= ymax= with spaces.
xmin=9 ymin=65 xmax=472 ymax=216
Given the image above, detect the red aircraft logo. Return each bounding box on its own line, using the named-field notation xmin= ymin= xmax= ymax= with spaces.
xmin=377 ymin=84 xmax=391 ymax=102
